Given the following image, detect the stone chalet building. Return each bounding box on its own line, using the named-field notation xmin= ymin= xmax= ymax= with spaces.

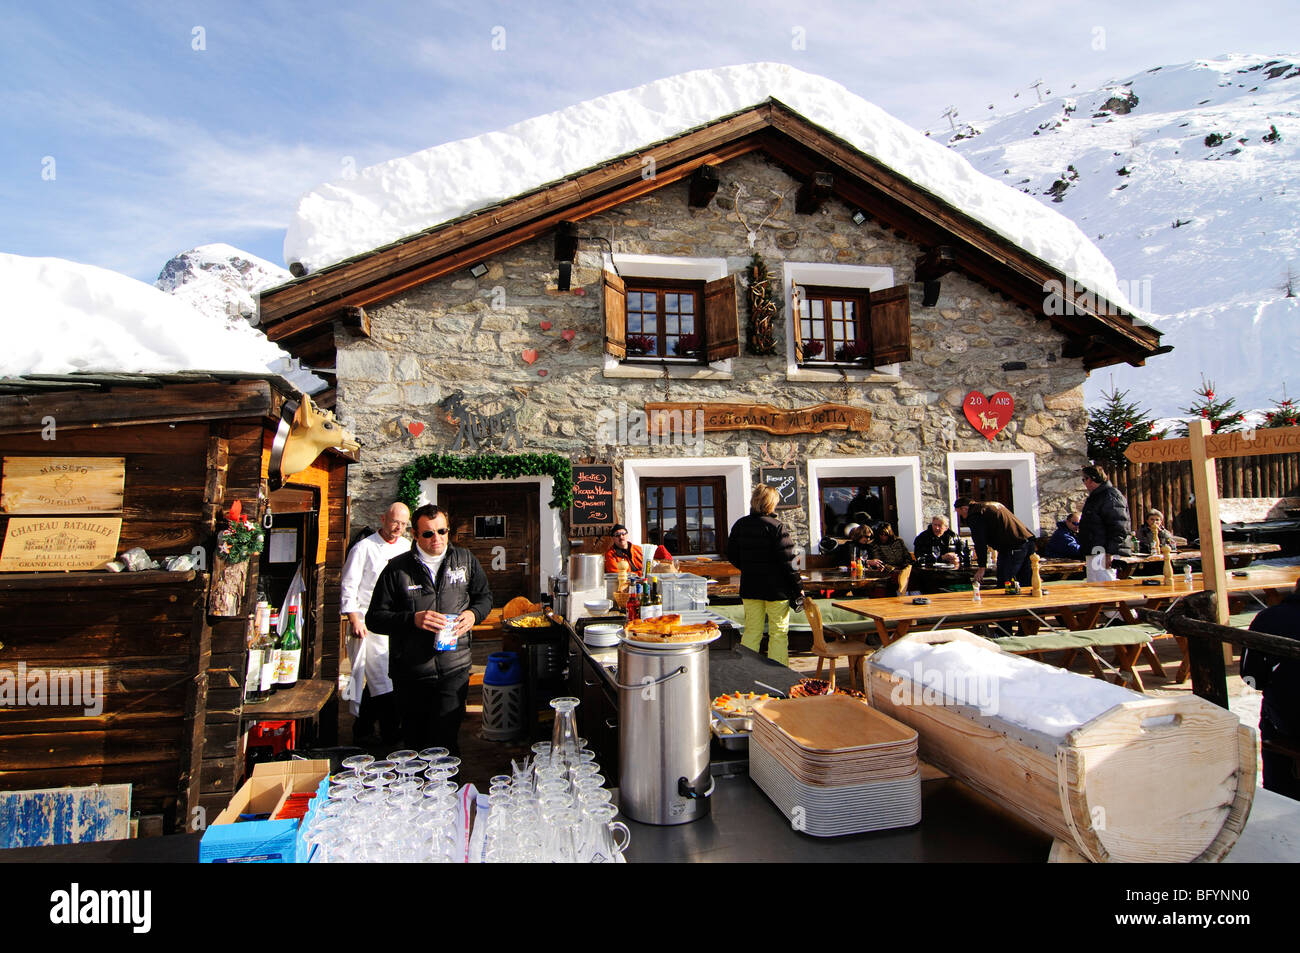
xmin=258 ymin=72 xmax=1164 ymax=605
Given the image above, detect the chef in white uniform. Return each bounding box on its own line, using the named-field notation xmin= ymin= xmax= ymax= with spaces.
xmin=340 ymin=502 xmax=411 ymax=743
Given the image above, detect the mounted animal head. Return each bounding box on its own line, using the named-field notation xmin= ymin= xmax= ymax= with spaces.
xmin=280 ymin=396 xmax=360 ymax=477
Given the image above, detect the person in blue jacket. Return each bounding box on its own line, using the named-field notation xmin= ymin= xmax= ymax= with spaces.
xmin=1044 ymin=512 xmax=1083 ymax=559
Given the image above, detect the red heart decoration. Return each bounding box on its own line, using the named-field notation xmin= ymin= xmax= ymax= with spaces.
xmin=540 ymin=321 xmax=553 ymax=331
xmin=573 ymin=287 xmax=586 ymax=296
xmin=538 ymin=369 xmax=549 ymax=377
xmin=407 ymin=421 xmax=425 ymax=437
xmin=561 ymin=329 xmax=576 ymax=341
xmin=963 ymin=391 xmax=1014 ymax=440
xmin=521 ymin=349 xmax=538 ymax=365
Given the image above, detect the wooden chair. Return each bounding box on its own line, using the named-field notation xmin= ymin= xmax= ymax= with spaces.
xmin=896 ymin=564 xmax=912 ymax=596
xmin=805 ymin=599 xmax=873 ymax=693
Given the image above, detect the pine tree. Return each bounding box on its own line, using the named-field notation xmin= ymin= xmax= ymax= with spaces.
xmin=1178 ymin=378 xmax=1245 ymax=435
xmin=1087 ymin=387 xmax=1163 ymax=468
xmin=1264 ymin=386 xmax=1300 ymax=428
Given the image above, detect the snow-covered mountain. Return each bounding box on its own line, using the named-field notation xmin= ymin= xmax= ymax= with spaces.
xmin=154 ymin=243 xmax=324 ymax=393
xmin=155 ymin=243 xmax=291 ymax=329
xmin=949 ymin=53 xmax=1300 ymax=418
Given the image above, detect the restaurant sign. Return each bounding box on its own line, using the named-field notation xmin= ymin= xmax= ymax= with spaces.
xmin=0 ymin=517 xmax=123 ymax=572
xmin=571 ymin=465 xmax=615 ymax=536
xmin=0 ymin=457 xmax=125 ymax=514
xmin=645 ymin=402 xmax=871 ymax=436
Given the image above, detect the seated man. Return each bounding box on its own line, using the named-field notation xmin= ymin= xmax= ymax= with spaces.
xmin=603 ymin=524 xmax=644 ymax=574
xmin=913 ymin=515 xmax=959 ymax=566
xmin=1044 ymin=512 xmax=1083 ymax=558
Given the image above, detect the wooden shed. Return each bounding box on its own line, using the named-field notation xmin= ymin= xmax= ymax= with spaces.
xmin=0 ymin=374 xmax=353 ymax=834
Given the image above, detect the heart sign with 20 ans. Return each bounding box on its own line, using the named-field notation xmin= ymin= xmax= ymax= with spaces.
xmin=964 ymin=391 xmax=1014 ymax=440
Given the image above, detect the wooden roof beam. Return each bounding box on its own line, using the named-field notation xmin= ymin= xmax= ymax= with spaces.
xmin=688 ymin=165 xmax=720 ymax=207
xmin=795 ymin=172 xmax=834 ymax=214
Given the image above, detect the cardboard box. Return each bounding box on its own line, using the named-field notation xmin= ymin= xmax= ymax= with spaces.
xmin=199 ymin=759 xmax=329 ymax=863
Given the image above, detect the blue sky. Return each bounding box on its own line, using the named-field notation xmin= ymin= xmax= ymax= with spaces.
xmin=4 ymin=0 xmax=1298 ymax=282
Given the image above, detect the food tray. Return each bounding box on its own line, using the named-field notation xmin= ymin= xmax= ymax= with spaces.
xmin=711 ymin=712 xmax=752 ymax=751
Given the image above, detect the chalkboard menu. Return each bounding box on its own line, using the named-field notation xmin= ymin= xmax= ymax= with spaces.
xmin=759 ymin=466 xmax=799 ymax=509
xmin=571 ymin=465 xmax=615 ymax=531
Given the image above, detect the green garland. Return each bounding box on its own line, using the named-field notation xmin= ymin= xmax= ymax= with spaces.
xmin=397 ymin=452 xmax=575 ymax=512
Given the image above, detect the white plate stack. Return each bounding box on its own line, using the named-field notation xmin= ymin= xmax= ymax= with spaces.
xmin=583 ymin=623 xmax=623 ymax=648
xmin=748 ymin=696 xmax=922 ymax=837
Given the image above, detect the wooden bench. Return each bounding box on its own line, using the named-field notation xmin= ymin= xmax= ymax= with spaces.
xmin=993 ymin=624 xmax=1161 ymax=691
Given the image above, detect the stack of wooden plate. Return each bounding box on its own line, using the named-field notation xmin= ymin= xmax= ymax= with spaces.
xmin=749 ymin=695 xmax=922 ymax=836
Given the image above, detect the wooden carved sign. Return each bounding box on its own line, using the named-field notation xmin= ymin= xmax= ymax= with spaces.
xmin=441 ymin=391 xmax=521 ymax=452
xmin=0 ymin=457 xmax=125 ymax=514
xmin=963 ymin=391 xmax=1013 ymax=440
xmin=645 ymin=402 xmax=871 ymax=436
xmin=0 ymin=517 xmax=122 ymax=572
xmin=1125 ymin=426 xmax=1300 ymax=464
xmin=571 ymin=465 xmax=615 ymax=534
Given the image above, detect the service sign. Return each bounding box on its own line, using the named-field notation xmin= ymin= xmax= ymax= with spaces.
xmin=0 ymin=518 xmax=123 ymax=572
xmin=0 ymin=457 xmax=126 ymax=514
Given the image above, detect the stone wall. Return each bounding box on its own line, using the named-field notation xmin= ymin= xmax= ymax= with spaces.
xmin=336 ymin=152 xmax=1090 ymax=544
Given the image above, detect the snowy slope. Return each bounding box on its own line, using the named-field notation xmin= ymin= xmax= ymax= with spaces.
xmin=1 ymin=252 xmax=311 ymax=384
xmin=284 ymin=62 xmax=1136 ymax=316
xmin=950 ymin=54 xmax=1300 ymax=416
xmin=156 ymin=243 xmax=291 ymax=330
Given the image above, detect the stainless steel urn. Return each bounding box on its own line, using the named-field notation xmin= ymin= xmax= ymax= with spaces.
xmin=617 ymin=641 xmax=713 ymax=825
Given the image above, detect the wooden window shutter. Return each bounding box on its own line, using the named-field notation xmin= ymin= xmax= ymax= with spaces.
xmin=603 ymin=271 xmax=627 ymax=359
xmin=702 ymin=274 xmax=739 ymax=361
xmin=869 ymin=284 xmax=912 ymax=365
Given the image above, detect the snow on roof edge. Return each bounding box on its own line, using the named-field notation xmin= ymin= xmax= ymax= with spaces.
xmin=284 ymin=62 xmax=1141 ymax=317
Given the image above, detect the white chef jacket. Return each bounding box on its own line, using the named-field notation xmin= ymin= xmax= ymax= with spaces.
xmin=340 ymin=531 xmax=411 ymax=698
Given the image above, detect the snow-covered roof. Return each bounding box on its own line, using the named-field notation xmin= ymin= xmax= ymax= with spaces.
xmin=285 ymin=62 xmax=1140 ymax=314
xmin=1 ymin=252 xmax=313 ymax=384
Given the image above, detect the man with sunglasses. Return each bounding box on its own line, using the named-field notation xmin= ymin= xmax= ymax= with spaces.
xmin=1044 ymin=511 xmax=1083 ymax=559
xmin=367 ymin=503 xmax=492 ymax=754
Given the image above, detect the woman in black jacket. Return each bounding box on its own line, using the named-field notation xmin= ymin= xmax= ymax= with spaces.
xmin=726 ymin=485 xmax=803 ymax=665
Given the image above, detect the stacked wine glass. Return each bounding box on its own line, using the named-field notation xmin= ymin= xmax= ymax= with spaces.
xmin=299 ymin=747 xmax=466 ymax=862
xmin=479 ymin=697 xmax=630 ymax=863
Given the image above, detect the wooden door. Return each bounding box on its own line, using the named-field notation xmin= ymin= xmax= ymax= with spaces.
xmin=437 ymin=483 xmax=540 ymax=607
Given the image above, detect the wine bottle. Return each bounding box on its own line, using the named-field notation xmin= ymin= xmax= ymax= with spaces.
xmin=276 ymin=606 xmax=301 ymax=689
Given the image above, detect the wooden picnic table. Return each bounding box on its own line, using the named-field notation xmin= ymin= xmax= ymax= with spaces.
xmin=833 ymin=582 xmax=1149 ymax=647
xmin=1039 ymin=541 xmax=1280 ymax=579
xmin=706 ymin=568 xmax=901 ymax=601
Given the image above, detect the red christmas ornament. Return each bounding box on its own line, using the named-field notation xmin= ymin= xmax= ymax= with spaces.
xmin=1206 ymin=390 xmax=1214 ymax=399
xmin=1123 ymin=420 xmax=1132 ymax=429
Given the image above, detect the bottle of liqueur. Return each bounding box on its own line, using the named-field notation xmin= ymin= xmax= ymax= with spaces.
xmin=261 ymin=608 xmax=281 ymax=695
xmin=244 ymin=603 xmax=275 ymax=703
xmin=276 ymin=606 xmax=302 ymax=689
